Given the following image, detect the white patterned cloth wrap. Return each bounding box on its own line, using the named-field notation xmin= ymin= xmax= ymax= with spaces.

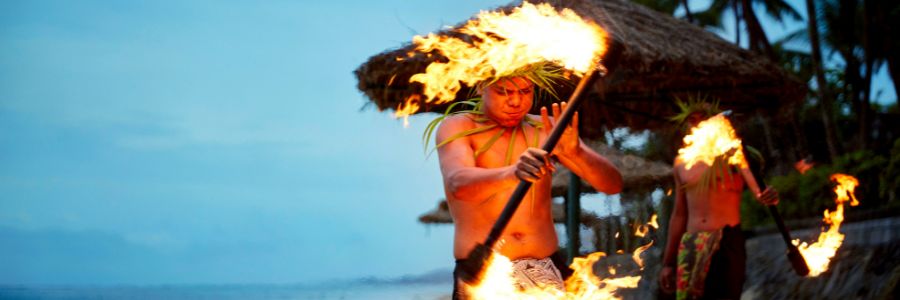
xmin=510 ymin=257 xmax=565 ymax=291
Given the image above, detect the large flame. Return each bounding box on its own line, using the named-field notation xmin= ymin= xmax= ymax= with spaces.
xmin=793 ymin=173 xmax=859 ymax=276
xmin=461 ymin=210 xmax=658 ymax=298
xmin=465 ymin=242 xmax=651 ymax=299
xmin=676 ymin=113 xmax=747 ymax=169
xmin=395 ymin=2 xmax=608 ymax=121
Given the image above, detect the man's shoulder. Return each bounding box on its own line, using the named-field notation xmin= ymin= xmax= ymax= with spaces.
xmin=438 ymin=114 xmax=477 ymax=132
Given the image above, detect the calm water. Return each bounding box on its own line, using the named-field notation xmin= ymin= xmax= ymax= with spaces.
xmin=0 ymin=283 xmax=452 ymax=300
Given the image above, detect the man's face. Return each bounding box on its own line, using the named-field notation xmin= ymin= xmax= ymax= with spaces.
xmin=480 ymin=77 xmax=534 ymax=128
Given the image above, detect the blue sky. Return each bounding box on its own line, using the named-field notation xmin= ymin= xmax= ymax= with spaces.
xmin=0 ymin=0 xmax=514 ymax=285
xmin=0 ymin=0 xmax=895 ymax=286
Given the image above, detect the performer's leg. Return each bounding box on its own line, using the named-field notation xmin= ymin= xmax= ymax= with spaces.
xmin=701 ymin=225 xmax=746 ymax=300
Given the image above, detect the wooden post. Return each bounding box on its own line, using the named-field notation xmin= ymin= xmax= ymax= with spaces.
xmin=566 ymin=173 xmax=582 ymax=264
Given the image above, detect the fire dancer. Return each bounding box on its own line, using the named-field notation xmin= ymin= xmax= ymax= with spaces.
xmin=659 ymin=103 xmax=779 ymax=300
xmin=432 ymin=71 xmax=622 ymax=298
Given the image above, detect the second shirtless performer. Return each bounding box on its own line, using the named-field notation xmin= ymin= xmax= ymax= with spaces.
xmin=658 ymin=106 xmax=779 ymax=300
xmin=433 ymin=74 xmax=622 ymax=299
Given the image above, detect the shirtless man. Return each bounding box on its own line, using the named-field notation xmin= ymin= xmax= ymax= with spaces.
xmin=435 ymin=76 xmax=622 ymax=298
xmin=659 ymin=112 xmax=779 ymax=300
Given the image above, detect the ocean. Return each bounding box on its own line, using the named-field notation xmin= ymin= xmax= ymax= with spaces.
xmin=0 ymin=283 xmax=453 ymax=300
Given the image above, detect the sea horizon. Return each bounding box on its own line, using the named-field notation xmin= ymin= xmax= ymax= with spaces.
xmin=0 ymin=267 xmax=455 ymax=300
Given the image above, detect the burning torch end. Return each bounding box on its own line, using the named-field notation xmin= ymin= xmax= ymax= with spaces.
xmin=766 ymin=204 xmax=812 ymax=276
xmin=457 ymin=243 xmax=492 ymax=284
xmin=786 ymin=244 xmax=811 ymax=276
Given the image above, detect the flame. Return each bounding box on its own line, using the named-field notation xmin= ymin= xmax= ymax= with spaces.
xmin=634 ymin=225 xmax=648 ymax=238
xmin=466 ymin=243 xmax=652 ymax=299
xmin=395 ymin=2 xmax=608 ymax=119
xmin=794 ymin=159 xmax=814 ymax=174
xmin=831 ymin=173 xmax=859 ymax=206
xmin=793 ymin=173 xmax=860 ymax=276
xmin=394 ymin=96 xmax=420 ymax=127
xmin=676 ymin=113 xmax=746 ymax=169
xmin=648 ymin=214 xmax=659 ymax=229
xmin=634 ymin=214 xmax=658 ymax=237
xmin=564 ymin=251 xmax=640 ymax=299
xmin=632 ymin=240 xmax=654 ymax=268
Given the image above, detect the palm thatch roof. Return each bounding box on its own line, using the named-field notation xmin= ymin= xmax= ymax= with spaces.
xmin=354 ymin=0 xmax=805 ymax=139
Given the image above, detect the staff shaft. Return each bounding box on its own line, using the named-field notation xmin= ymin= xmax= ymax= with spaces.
xmin=744 ymin=157 xmax=810 ymax=276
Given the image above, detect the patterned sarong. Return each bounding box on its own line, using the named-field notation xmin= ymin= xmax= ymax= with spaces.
xmin=510 ymin=257 xmax=565 ymax=291
xmin=676 ymin=229 xmax=724 ymax=300
xmin=453 ymin=256 xmax=565 ymax=300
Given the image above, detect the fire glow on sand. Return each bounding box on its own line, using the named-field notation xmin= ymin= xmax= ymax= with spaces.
xmin=793 ymin=174 xmax=860 ymax=277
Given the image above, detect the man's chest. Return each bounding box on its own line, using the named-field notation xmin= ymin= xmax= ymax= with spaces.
xmin=469 ymin=125 xmax=543 ymax=168
xmin=675 ymin=162 xmax=745 ymax=189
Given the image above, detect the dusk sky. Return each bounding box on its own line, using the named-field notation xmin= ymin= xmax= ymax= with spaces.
xmin=1 ymin=0 xmax=894 ymax=286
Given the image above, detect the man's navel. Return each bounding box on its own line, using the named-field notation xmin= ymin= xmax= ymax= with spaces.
xmin=511 ymin=232 xmax=525 ymax=241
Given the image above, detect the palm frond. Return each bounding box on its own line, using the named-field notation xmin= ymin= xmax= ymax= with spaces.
xmin=774 ymin=27 xmax=809 ymax=46
xmin=423 ymin=103 xmax=477 ymax=153
xmin=668 ymin=94 xmax=722 ymax=124
xmin=427 ymin=124 xmax=498 ymax=159
xmin=760 ymin=0 xmax=803 ymax=22
xmin=422 ymin=61 xmax=560 ymax=160
xmin=475 ymin=128 xmax=506 ymax=159
xmin=505 ymin=125 xmax=520 ymax=166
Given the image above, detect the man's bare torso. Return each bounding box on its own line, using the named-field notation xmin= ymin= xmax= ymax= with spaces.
xmin=674 ymin=159 xmax=745 ymax=232
xmin=446 ymin=114 xmax=558 ymax=260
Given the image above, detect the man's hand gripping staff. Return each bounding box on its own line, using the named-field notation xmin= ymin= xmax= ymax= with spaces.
xmin=514 ymin=102 xmax=580 ymax=183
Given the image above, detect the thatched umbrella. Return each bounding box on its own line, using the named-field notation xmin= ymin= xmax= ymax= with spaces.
xmin=551 ymin=140 xmax=671 ymax=196
xmin=354 ymin=0 xmax=805 ymax=139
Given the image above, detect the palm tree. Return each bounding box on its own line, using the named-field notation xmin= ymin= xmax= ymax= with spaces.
xmin=693 ymin=0 xmax=802 ymax=58
xmin=631 ymin=0 xmax=695 ymax=22
xmin=860 ymin=0 xmax=900 ymax=147
xmin=815 ymin=0 xmax=899 ymax=150
xmin=861 ymin=0 xmax=899 ymax=102
xmin=806 ymin=0 xmax=843 ymax=160
xmin=771 ymin=30 xmax=815 ymax=161
xmin=821 ymin=0 xmax=870 ymax=149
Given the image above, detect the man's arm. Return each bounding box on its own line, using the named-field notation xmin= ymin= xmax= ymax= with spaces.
xmin=436 ymin=115 xmax=519 ymax=201
xmin=541 ymin=103 xmax=622 ymax=194
xmin=738 ymin=154 xmax=780 ymax=206
xmin=662 ymin=171 xmax=688 ymax=266
xmin=659 ymin=168 xmax=688 ymax=292
xmin=555 ymin=142 xmax=623 ymax=195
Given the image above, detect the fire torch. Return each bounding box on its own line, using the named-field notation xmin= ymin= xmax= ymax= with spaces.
xmin=741 ymin=145 xmax=810 ymax=276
